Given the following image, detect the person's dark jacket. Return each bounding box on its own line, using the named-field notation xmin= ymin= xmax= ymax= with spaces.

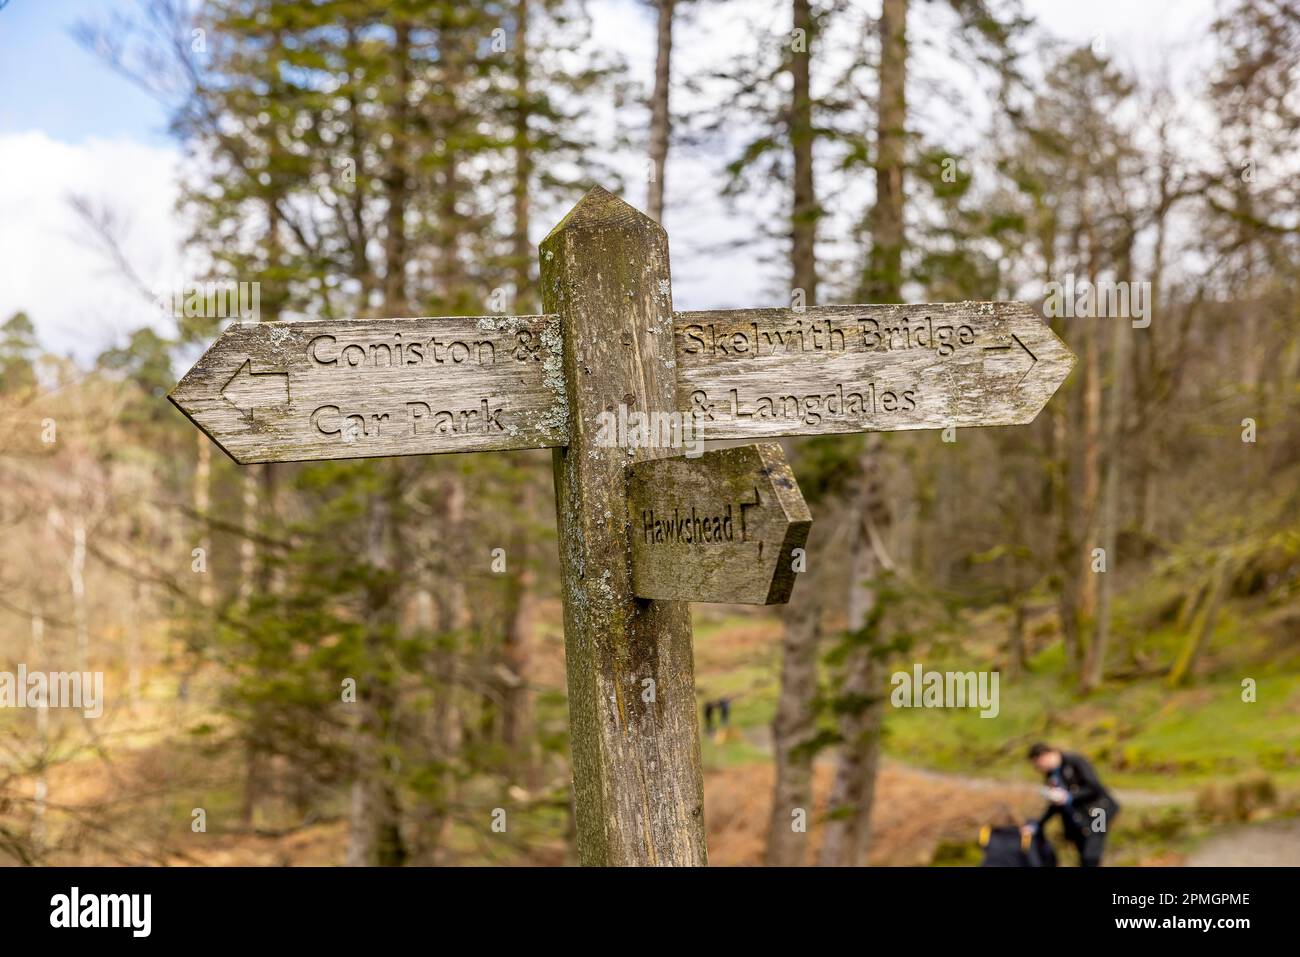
xmin=1038 ymin=751 xmax=1119 ymax=834
xmin=980 ymin=825 xmax=1058 ymax=867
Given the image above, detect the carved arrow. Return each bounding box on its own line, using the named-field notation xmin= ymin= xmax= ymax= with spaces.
xmin=220 ymin=359 xmax=290 ymax=415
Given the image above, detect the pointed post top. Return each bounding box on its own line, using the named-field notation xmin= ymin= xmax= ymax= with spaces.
xmin=537 ymin=176 xmax=700 ymax=866
xmin=542 ymin=185 xmax=661 ymax=247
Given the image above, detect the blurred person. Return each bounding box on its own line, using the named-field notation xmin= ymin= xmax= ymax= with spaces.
xmin=1022 ymin=742 xmax=1120 ymax=867
xmin=979 ymin=804 xmax=1057 ymax=867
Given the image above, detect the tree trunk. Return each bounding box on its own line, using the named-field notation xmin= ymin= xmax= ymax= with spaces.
xmin=764 ymin=2 xmax=822 ymax=865
xmin=1007 ymin=599 xmax=1029 ymax=678
xmin=30 ymin=606 xmax=48 ymax=858
xmin=383 ymin=20 xmax=411 ymax=316
xmin=1051 ymin=367 xmax=1083 ymax=674
xmin=764 ymin=552 xmax=822 ymax=866
xmin=127 ymin=581 xmax=144 ymax=712
xmin=500 ymin=481 xmax=536 ymax=782
xmin=647 ymin=0 xmax=675 ymax=224
xmin=513 ymin=0 xmax=535 ymax=311
xmin=817 ymin=0 xmax=908 ymax=868
xmin=1234 ymin=157 xmax=1259 ymax=390
xmin=238 ymin=468 xmax=258 ymax=603
xmin=239 ymin=448 xmax=283 ymax=824
xmin=861 ymin=0 xmax=907 ymax=302
xmin=1083 ymin=280 xmax=1130 ymax=692
xmin=180 ymin=433 xmax=213 ymax=705
xmin=1077 ymin=228 xmax=1102 ymax=632
xmin=345 ymin=480 xmax=408 ymax=867
xmin=408 ymin=580 xmax=452 ymax=864
xmin=790 ymin=0 xmax=817 ymax=303
xmin=818 ymin=449 xmax=889 ymax=867
xmin=1079 ymin=313 xmax=1101 ymax=630
xmin=439 ymin=473 xmax=468 ymax=730
xmin=69 ymin=519 xmax=89 ymax=671
xmin=1169 ymin=557 xmax=1231 ymax=688
xmin=433 ymin=26 xmax=472 ymax=313
xmin=194 ymin=433 xmax=213 ymax=612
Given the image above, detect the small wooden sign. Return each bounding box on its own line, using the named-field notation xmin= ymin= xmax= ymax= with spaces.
xmin=169 ymin=316 xmax=568 ymax=464
xmin=627 ymin=443 xmax=812 ymax=605
xmin=673 ymin=301 xmax=1074 ymax=439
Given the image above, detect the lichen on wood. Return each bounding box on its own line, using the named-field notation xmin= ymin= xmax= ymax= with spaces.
xmin=542 ymin=185 xmax=707 ymax=867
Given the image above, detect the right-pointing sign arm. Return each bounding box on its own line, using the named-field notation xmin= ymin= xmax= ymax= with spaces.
xmin=672 ymin=301 xmax=1075 ymax=440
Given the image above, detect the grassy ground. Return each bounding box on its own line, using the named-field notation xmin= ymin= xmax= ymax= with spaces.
xmin=691 ymin=597 xmax=1300 ymax=793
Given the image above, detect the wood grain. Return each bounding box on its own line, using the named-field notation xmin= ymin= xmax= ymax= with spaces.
xmin=627 ymin=443 xmax=812 ymax=604
xmin=543 ymin=185 xmax=707 ymax=866
xmin=169 ymin=315 xmax=566 ymax=464
xmin=172 ymin=302 xmax=1073 ymax=464
xmin=672 ymin=301 xmax=1075 ymax=440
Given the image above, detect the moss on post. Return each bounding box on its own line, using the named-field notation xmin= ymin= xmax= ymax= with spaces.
xmin=542 ymin=186 xmax=706 ymax=866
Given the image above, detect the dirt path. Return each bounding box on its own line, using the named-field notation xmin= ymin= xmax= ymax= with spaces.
xmin=741 ymin=724 xmax=1195 ymax=808
xmin=1185 ymin=819 xmax=1300 ymax=866
xmin=900 ymin=761 xmax=1196 ymax=809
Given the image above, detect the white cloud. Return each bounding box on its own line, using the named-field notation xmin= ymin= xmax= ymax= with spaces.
xmin=0 ymin=131 xmax=185 ymax=361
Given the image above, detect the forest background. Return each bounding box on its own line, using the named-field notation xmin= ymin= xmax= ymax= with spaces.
xmin=1 ymin=0 xmax=1297 ymax=866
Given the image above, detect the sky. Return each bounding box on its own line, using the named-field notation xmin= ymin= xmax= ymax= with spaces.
xmin=0 ymin=0 xmax=1220 ymax=362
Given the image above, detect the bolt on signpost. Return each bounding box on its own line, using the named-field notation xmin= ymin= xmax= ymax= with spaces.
xmin=172 ymin=186 xmax=1074 ymax=866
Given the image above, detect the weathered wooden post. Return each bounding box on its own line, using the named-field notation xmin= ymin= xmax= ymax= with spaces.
xmin=541 ymin=186 xmax=707 ymax=866
xmin=171 ymin=182 xmax=1075 ymax=868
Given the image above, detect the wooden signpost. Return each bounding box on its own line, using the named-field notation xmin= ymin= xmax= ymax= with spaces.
xmin=628 ymin=443 xmax=811 ymax=605
xmin=171 ymin=185 xmax=1075 ymax=867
